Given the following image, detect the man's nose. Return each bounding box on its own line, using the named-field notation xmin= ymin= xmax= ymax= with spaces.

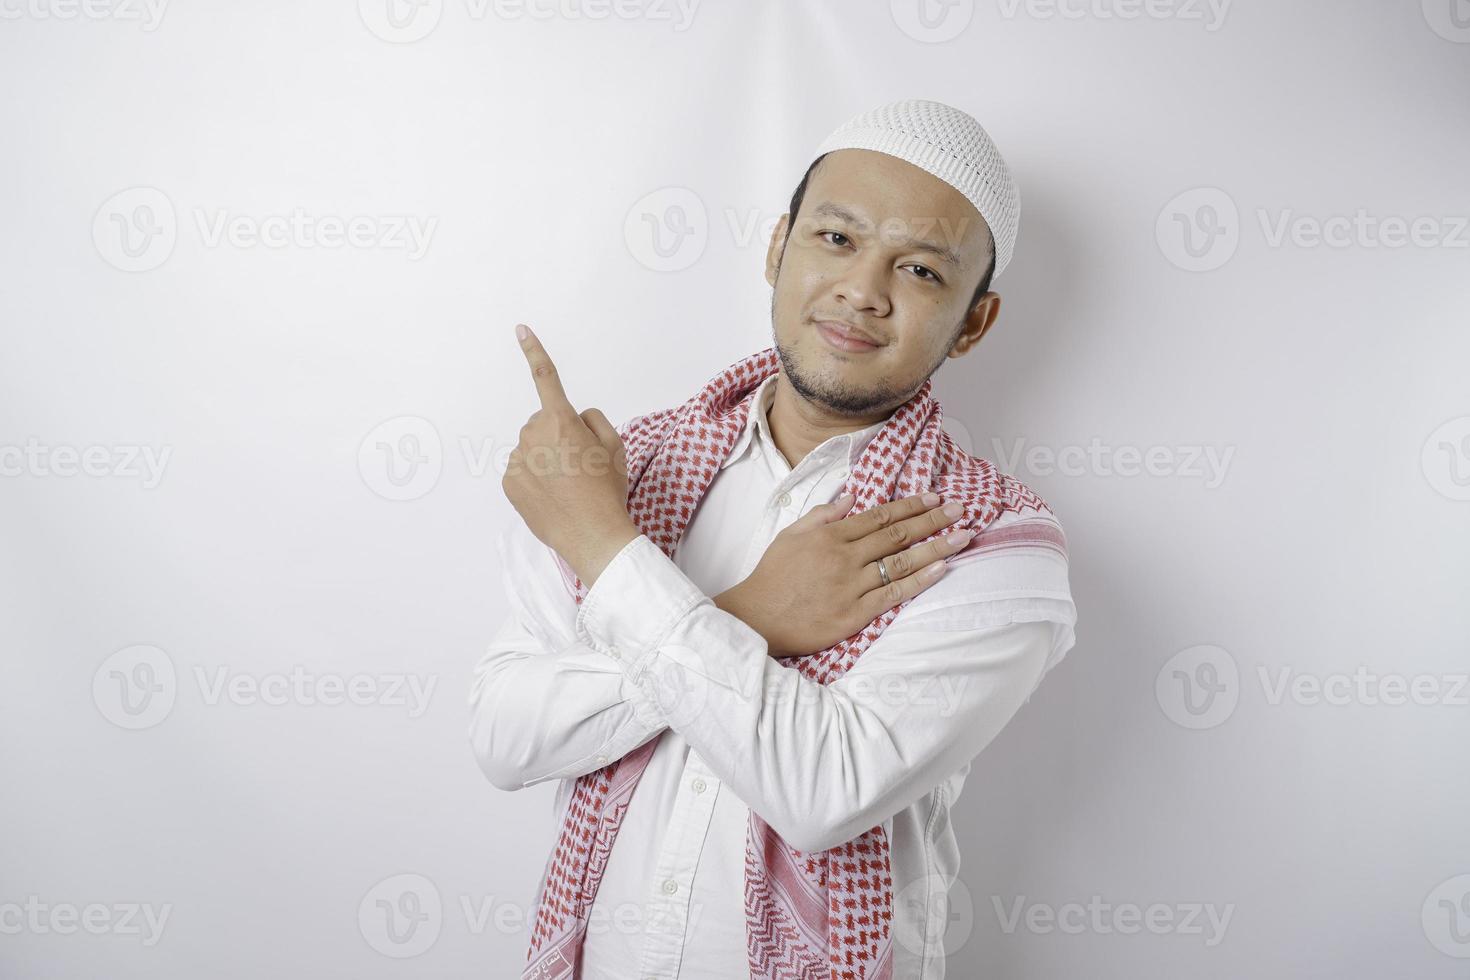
xmin=832 ymin=253 xmax=891 ymax=315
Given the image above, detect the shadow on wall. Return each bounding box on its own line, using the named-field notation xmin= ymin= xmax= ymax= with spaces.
xmin=935 ymin=184 xmax=1091 ymax=449
xmin=925 ymin=181 xmax=1160 ymax=972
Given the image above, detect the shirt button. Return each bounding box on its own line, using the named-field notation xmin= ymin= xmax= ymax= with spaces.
xmin=691 ymin=777 xmax=706 ymax=793
xmin=777 ymin=491 xmax=791 ymax=507
xmin=594 ymin=754 xmax=608 ymax=765
xmin=662 ymin=879 xmax=678 ymax=894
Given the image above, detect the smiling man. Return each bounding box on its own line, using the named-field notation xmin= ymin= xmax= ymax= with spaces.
xmin=765 ymin=138 xmax=1006 ymax=464
xmin=471 ymin=99 xmax=1078 ymax=979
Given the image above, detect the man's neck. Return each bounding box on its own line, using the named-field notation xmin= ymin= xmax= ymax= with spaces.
xmin=765 ymin=370 xmax=893 ymax=470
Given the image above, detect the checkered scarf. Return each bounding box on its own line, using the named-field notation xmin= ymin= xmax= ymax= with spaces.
xmin=521 ymin=345 xmax=1052 ymax=979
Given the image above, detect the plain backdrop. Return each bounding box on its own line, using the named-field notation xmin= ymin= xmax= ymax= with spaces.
xmin=2 ymin=1 xmax=1468 ymax=977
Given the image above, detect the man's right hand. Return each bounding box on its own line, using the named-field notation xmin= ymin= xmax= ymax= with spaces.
xmin=714 ymin=493 xmax=976 ymax=658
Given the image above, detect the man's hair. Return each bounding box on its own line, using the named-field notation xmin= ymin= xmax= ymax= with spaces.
xmin=784 ymin=153 xmax=997 ymax=315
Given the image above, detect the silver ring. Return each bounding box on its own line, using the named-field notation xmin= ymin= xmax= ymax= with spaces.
xmin=875 ymin=557 xmax=892 ymax=586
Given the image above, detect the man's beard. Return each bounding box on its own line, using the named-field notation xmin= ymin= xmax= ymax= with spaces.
xmin=768 ymin=289 xmax=961 ymax=418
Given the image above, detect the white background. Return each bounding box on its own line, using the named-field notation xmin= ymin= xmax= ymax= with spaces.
xmin=2 ymin=1 xmax=1468 ymax=977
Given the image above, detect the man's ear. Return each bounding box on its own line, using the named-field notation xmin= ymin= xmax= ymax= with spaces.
xmin=948 ymin=292 xmax=1002 ymax=358
xmin=764 ymin=213 xmax=790 ymax=288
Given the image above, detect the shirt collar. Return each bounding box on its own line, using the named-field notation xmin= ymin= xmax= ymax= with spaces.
xmin=720 ymin=372 xmax=894 ymax=472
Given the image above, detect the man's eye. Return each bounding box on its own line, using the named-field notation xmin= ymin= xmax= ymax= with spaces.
xmin=820 ymin=231 xmax=850 ymax=247
xmin=907 ymin=265 xmax=940 ymax=283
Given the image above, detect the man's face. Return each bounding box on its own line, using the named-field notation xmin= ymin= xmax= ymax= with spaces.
xmin=764 ymin=148 xmax=999 ymax=417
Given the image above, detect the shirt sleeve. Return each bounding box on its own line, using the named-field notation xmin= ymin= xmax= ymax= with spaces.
xmin=573 ymin=532 xmax=1078 ymax=853
xmin=467 ymin=516 xmax=668 ymax=792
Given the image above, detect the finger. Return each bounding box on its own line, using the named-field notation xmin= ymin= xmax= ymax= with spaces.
xmin=834 ymin=492 xmax=943 ymax=542
xmin=870 ymin=525 xmax=976 ymax=582
xmin=515 ymin=323 xmax=573 ymax=412
xmin=580 ymin=408 xmax=628 ymax=477
xmin=846 ymin=490 xmax=946 ymax=543
xmin=853 ymin=498 xmax=966 ymax=566
xmin=819 ymin=493 xmax=857 ymax=524
xmin=579 ymin=407 xmax=617 ymax=443
xmin=790 ymin=492 xmax=856 ymax=530
xmin=857 ymin=554 xmax=951 ymax=622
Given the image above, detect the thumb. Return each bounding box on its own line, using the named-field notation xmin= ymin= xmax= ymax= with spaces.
xmin=796 ymin=492 xmax=856 ymax=527
xmin=579 ymin=408 xmax=627 ymax=477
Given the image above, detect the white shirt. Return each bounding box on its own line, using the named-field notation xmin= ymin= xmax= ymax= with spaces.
xmin=470 ymin=372 xmax=1077 ymax=979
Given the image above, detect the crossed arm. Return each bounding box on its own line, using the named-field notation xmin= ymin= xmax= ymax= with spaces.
xmin=469 ymin=515 xmax=1075 ymax=853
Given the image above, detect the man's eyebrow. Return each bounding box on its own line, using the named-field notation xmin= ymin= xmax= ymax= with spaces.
xmin=808 ymin=201 xmax=965 ymax=270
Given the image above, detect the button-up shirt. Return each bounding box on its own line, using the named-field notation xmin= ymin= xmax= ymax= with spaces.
xmin=471 ymin=372 xmax=1077 ymax=979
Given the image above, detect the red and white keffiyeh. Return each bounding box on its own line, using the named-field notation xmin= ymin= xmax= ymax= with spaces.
xmin=521 ymin=345 xmax=1058 ymax=980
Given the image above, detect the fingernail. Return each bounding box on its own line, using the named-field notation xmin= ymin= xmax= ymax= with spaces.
xmin=943 ymin=501 xmax=964 ymax=519
xmin=515 ymin=323 xmax=529 ymax=340
xmin=946 ymin=529 xmax=974 ymax=547
xmin=924 ymin=560 xmax=948 ymax=580
xmin=922 ymin=492 xmax=941 ymax=505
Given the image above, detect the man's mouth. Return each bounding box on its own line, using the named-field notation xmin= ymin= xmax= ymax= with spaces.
xmin=813 ymin=319 xmax=883 ymax=353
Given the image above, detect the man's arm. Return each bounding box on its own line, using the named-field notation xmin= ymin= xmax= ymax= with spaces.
xmin=468 ymin=516 xmax=667 ymax=791
xmin=573 ymin=532 xmax=1077 ymax=853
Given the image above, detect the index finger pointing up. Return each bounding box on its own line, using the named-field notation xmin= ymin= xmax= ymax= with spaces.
xmin=515 ymin=323 xmax=573 ymax=411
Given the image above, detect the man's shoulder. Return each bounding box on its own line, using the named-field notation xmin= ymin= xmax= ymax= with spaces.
xmin=887 ymin=459 xmax=1077 ymax=664
xmin=962 ymin=481 xmax=1069 ymax=564
xmin=934 ymin=433 xmax=1069 ymax=564
xmin=900 ymin=434 xmax=1076 ymax=627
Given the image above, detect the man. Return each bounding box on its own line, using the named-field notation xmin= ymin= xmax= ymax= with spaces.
xmin=471 ymin=99 xmax=1077 ymax=979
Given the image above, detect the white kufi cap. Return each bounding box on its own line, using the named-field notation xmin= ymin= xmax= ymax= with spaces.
xmin=811 ymin=98 xmax=1021 ymax=279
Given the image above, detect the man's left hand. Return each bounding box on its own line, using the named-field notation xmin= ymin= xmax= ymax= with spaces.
xmin=502 ymin=323 xmax=640 ymax=586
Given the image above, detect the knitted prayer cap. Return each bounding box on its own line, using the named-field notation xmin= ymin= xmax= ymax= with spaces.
xmin=810 ymin=98 xmax=1021 ymax=278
